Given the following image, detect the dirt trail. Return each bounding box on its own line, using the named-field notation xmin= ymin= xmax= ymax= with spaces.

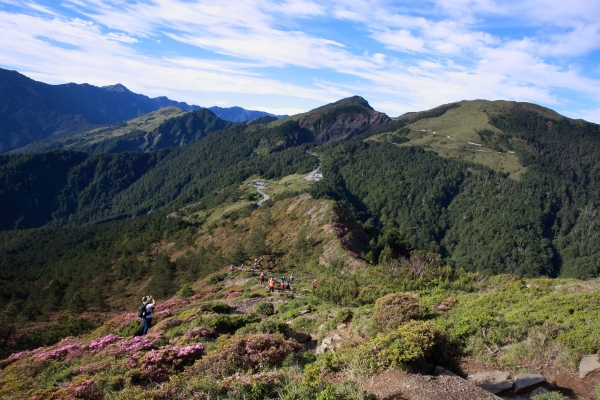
xmin=365 ymin=369 xmax=501 ymax=400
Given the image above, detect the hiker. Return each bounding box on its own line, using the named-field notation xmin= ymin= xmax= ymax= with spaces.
xmin=229 ymin=264 xmax=235 ymax=272
xmin=260 ymin=270 xmax=266 ymax=284
xmin=139 ymin=295 xmax=155 ymax=335
xmin=280 ymin=276 xmax=285 ymax=284
xmin=312 ymin=279 xmax=317 ymax=290
xmin=289 ymin=273 xmax=294 ymax=283
xmin=268 ymin=278 xmax=276 ymax=293
xmin=285 ymin=282 xmax=292 ymax=291
xmin=280 ymin=281 xmax=285 ymax=290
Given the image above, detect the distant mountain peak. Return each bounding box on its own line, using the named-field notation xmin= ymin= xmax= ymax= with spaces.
xmin=102 ymin=83 xmax=131 ymax=93
xmin=311 ymin=95 xmax=374 ymax=113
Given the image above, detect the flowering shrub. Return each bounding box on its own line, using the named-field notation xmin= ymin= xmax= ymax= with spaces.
xmin=88 ymin=334 xmax=122 ymax=354
xmin=127 ymin=344 xmax=206 ymax=381
xmin=103 ymin=336 xmax=155 ymax=357
xmin=73 ymin=363 xmax=102 ymax=375
xmin=184 ymin=326 xmax=214 ymax=339
xmin=155 ymin=308 xmax=173 ymax=319
xmin=62 ymin=379 xmax=102 ymax=400
xmin=36 ymin=342 xmax=84 ymax=361
xmin=200 ymin=333 xmax=303 ymax=377
xmin=4 ymin=350 xmax=31 ymax=365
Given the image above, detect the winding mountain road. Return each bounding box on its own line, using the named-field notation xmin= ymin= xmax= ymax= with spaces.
xmin=256 ymin=185 xmax=270 ymax=206
xmin=254 ymin=151 xmax=321 ymax=207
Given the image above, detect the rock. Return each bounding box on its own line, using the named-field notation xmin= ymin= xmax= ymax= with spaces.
xmin=322 ymin=336 xmax=333 ymax=345
xmin=332 ymin=334 xmax=342 ymax=341
xmin=337 ymin=323 xmax=347 ymax=329
xmin=513 ymin=374 xmax=546 ymax=393
xmin=579 ymin=354 xmax=600 ymax=378
xmin=530 ymin=387 xmax=550 ymax=396
xmin=316 ymin=343 xmax=328 ymax=354
xmin=468 ymin=371 xmax=513 ymax=394
xmin=298 ymin=309 xmax=311 ymax=315
xmin=434 ymin=366 xmax=459 ymax=377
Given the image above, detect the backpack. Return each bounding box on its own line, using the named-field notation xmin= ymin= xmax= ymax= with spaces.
xmin=138 ymin=303 xmax=147 ymax=318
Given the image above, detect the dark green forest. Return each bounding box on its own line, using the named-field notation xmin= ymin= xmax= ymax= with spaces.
xmin=1 ymin=98 xmax=600 ymax=321
xmin=311 ymin=103 xmax=600 ymax=278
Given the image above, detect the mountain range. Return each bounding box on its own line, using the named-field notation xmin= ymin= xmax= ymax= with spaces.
xmin=0 ymin=69 xmax=284 ymax=153
xmin=0 ymin=71 xmax=599 ymax=323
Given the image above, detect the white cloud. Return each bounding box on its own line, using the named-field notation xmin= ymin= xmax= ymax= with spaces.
xmin=0 ymin=0 xmax=599 ymax=123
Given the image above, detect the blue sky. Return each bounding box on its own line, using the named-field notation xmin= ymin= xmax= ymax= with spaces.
xmin=1 ymin=0 xmax=599 ymax=122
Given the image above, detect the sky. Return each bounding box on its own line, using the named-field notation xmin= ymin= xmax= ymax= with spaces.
xmin=1 ymin=0 xmax=599 ymax=122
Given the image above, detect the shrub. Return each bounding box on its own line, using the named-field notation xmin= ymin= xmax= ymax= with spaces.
xmin=194 ymin=313 xmax=260 ymax=332
xmin=291 ymin=316 xmax=317 ymax=333
xmin=128 ymin=344 xmax=206 ymax=381
xmin=254 ymin=302 xmax=275 ymax=316
xmin=88 ymin=334 xmax=122 ymax=354
xmin=184 ymin=326 xmax=214 ymax=339
xmin=200 ymin=302 xmax=230 ymax=314
xmin=119 ymin=320 xmax=141 ymax=338
xmin=371 ymin=292 xmax=420 ymax=334
xmin=237 ymin=320 xmax=289 ymax=335
xmin=196 ymin=333 xmax=304 ymax=377
xmin=220 ymin=371 xmax=284 ymax=399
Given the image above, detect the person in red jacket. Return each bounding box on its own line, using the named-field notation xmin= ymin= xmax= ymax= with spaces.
xmin=312 ymin=279 xmax=317 ymax=290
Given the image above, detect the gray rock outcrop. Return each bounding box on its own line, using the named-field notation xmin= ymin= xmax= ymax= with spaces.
xmin=513 ymin=373 xmax=546 ymax=393
xmin=468 ymin=371 xmax=513 ymax=394
xmin=579 ymin=354 xmax=600 ymax=378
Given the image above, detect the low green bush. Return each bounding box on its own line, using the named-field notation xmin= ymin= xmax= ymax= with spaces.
xmin=253 ymin=302 xmax=275 ymax=315
xmin=193 ymin=313 xmax=260 ymax=332
xmin=199 ymin=302 xmax=230 ymax=314
xmin=371 ymin=292 xmax=420 ymax=334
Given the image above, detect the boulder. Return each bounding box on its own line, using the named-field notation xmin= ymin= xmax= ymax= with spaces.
xmin=513 ymin=374 xmax=545 ymax=393
xmin=468 ymin=371 xmax=513 ymax=394
xmin=337 ymin=323 xmax=347 ymax=329
xmin=579 ymin=354 xmax=600 ymax=378
xmin=332 ymin=334 xmax=342 ymax=341
xmin=322 ymin=336 xmax=333 ymax=345
xmin=298 ymin=309 xmax=311 ymax=315
xmin=434 ymin=366 xmax=459 ymax=377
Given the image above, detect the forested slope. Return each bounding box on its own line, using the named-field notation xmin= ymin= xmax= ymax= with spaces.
xmin=310 ymin=102 xmax=600 ymax=278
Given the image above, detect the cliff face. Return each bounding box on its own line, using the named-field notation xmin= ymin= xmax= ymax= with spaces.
xmin=298 ymin=96 xmax=391 ymax=143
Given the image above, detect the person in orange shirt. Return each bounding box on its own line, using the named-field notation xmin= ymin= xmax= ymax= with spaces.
xmin=268 ymin=278 xmax=276 ymax=293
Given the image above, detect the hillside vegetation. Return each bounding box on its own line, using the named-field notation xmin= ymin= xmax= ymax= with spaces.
xmin=1 ymin=194 xmax=599 ymax=398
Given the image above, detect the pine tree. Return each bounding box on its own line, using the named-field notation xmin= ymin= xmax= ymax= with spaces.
xmin=180 ymin=283 xmax=195 ymax=299
xmin=68 ymin=291 xmax=87 ymax=314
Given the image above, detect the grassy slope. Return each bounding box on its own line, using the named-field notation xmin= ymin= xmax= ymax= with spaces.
xmin=368 ymin=100 xmax=531 ymax=180
xmin=15 ymin=107 xmax=188 ymax=152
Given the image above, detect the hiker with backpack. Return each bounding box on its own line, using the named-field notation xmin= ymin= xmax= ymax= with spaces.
xmin=289 ymin=273 xmax=294 ymax=283
xmin=139 ymin=295 xmax=156 ymax=335
xmin=312 ymin=279 xmax=317 ymax=290
xmin=260 ymin=270 xmax=266 ymax=284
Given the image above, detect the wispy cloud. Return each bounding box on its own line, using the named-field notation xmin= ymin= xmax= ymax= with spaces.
xmin=0 ymin=0 xmax=599 ymax=121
